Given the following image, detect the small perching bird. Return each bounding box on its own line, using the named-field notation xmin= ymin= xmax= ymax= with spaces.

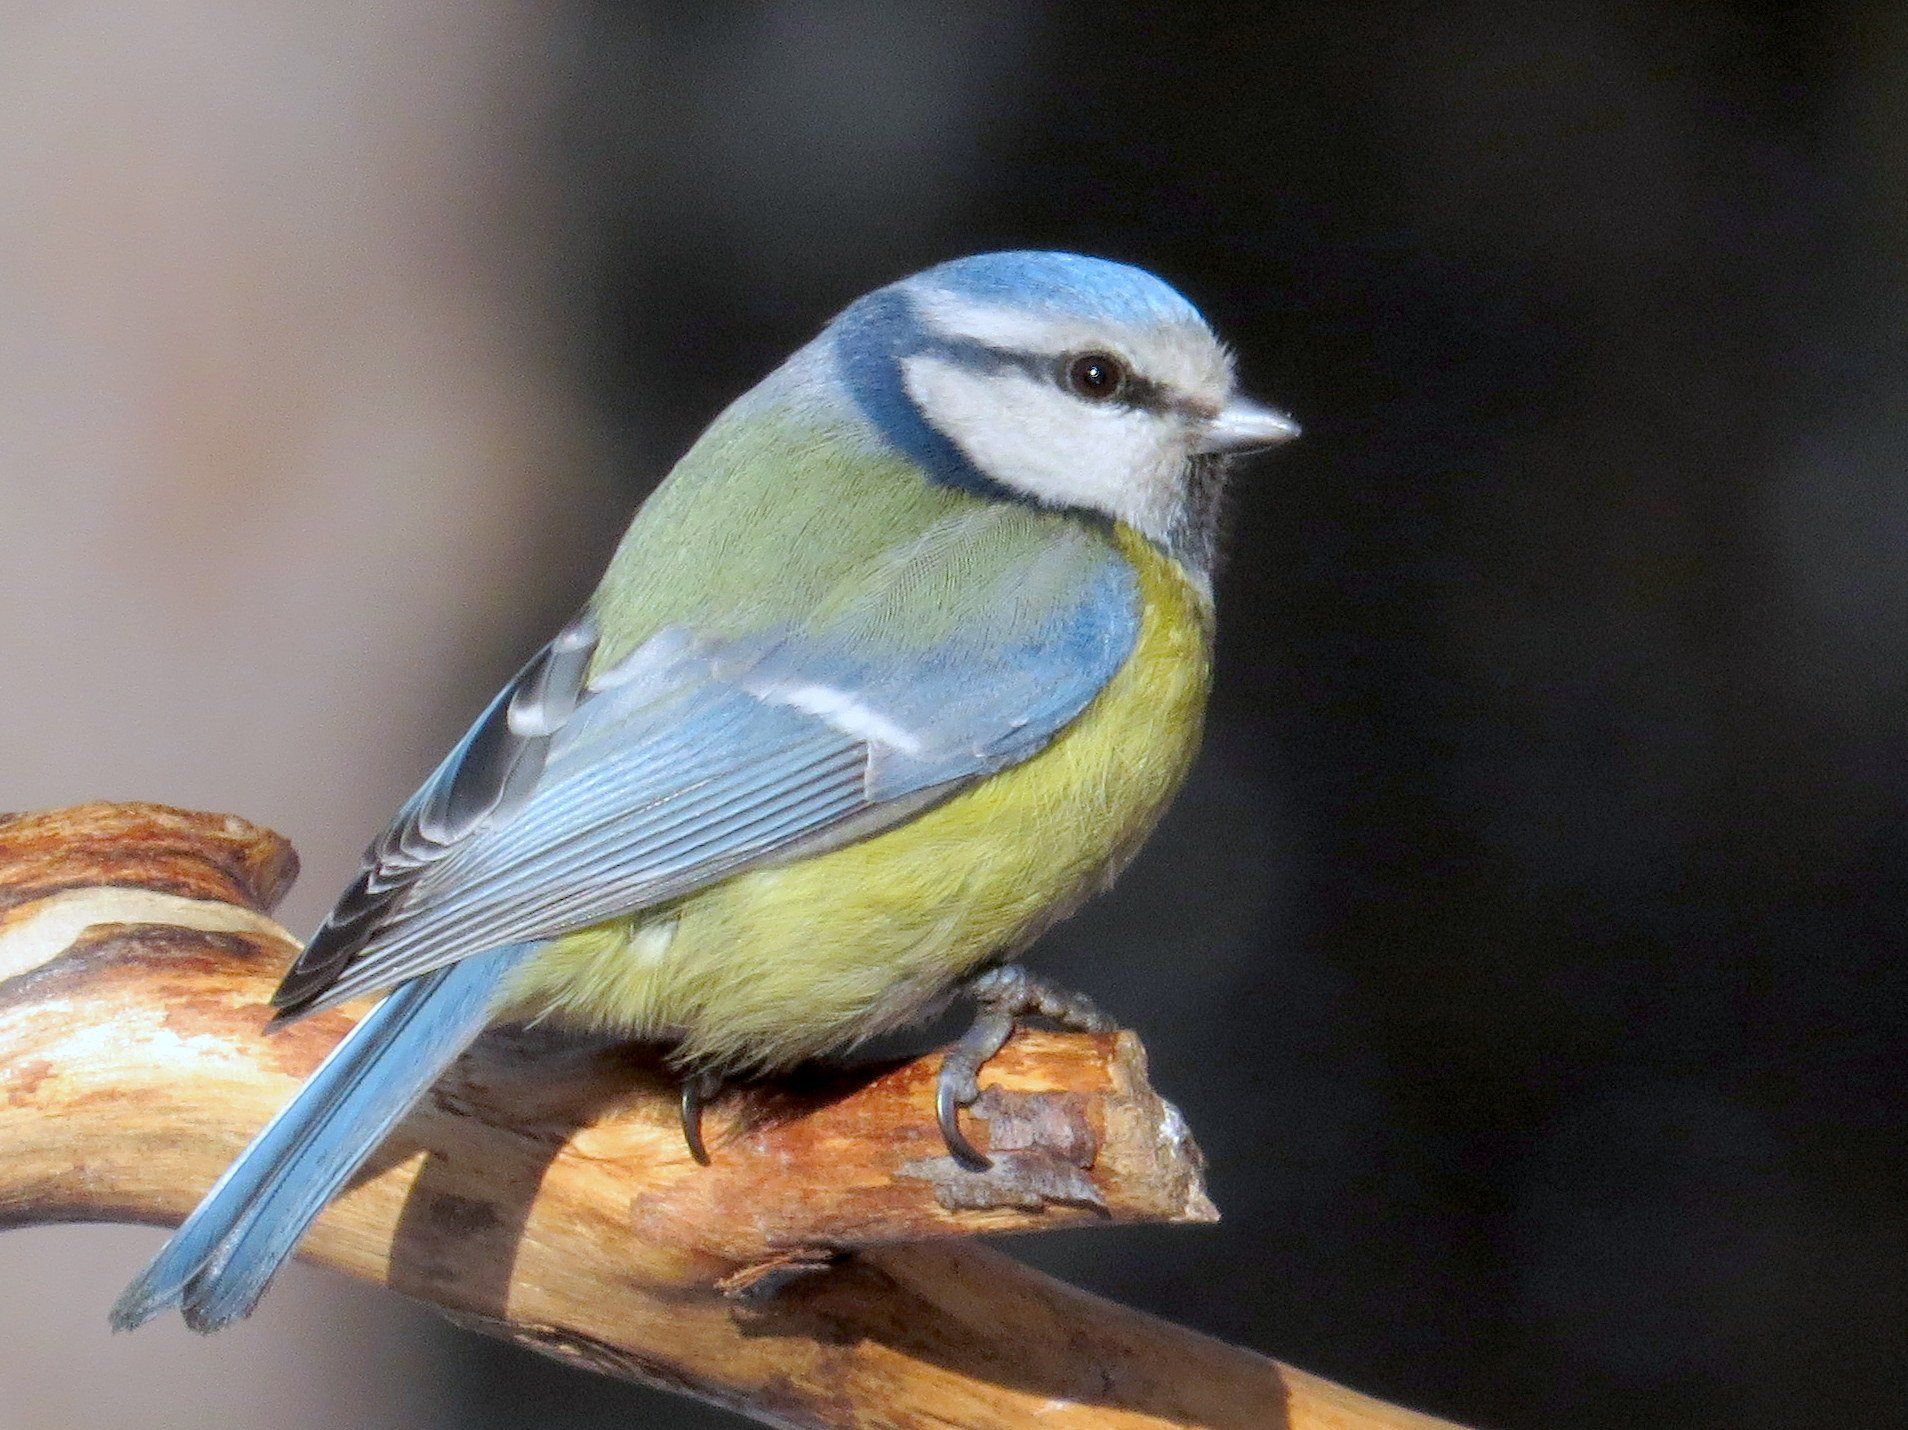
xmin=112 ymin=251 xmax=1297 ymax=1333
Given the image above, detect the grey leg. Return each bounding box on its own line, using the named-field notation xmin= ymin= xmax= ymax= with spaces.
xmin=935 ymin=963 xmax=1117 ymax=1170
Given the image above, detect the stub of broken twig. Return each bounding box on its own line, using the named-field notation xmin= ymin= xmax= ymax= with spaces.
xmin=0 ymin=802 xmax=1466 ymax=1430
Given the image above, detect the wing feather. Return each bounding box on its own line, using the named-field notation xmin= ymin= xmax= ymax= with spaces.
xmin=275 ymin=513 xmax=1141 ymax=1020
xmin=271 ymin=611 xmax=600 ymax=1015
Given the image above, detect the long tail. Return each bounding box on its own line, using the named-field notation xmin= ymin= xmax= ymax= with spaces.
xmin=110 ymin=943 xmax=529 ymax=1333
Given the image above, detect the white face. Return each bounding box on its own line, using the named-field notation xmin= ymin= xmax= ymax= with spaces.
xmin=900 ymin=288 xmax=1244 ymax=542
xmin=899 ymin=288 xmax=1241 ymax=549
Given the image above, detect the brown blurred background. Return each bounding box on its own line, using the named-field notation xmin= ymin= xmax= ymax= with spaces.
xmin=4 ymin=3 xmax=1907 ymax=1428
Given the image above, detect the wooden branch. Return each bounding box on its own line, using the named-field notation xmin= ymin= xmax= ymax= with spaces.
xmin=0 ymin=803 xmax=1464 ymax=1430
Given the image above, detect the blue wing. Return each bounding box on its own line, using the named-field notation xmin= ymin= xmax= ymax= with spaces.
xmin=274 ymin=509 xmax=1140 ymax=1017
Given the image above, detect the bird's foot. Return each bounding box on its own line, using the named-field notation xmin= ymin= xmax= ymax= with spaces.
xmin=679 ymin=1069 xmax=722 ymax=1165
xmin=935 ymin=963 xmax=1117 ymax=1171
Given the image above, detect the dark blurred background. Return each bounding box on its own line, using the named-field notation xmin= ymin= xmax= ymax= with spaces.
xmin=4 ymin=3 xmax=1906 ymax=1427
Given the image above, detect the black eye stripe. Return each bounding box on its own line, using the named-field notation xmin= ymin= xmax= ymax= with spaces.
xmin=1118 ymin=371 xmax=1172 ymax=411
xmin=924 ymin=335 xmax=1178 ymax=414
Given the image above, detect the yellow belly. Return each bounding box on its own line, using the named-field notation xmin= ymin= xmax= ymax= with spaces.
xmin=502 ymin=526 xmax=1213 ymax=1073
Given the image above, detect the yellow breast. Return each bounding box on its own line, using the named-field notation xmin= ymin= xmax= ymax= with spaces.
xmin=506 ymin=526 xmax=1214 ymax=1073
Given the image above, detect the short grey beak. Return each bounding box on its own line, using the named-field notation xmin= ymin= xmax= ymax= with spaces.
xmin=1196 ymin=397 xmax=1301 ymax=455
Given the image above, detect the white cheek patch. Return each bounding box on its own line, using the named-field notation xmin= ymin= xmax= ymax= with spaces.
xmin=902 ymin=355 xmax=1182 ymax=540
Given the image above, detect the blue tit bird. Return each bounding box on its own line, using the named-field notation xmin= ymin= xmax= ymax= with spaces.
xmin=111 ymin=250 xmax=1297 ymax=1333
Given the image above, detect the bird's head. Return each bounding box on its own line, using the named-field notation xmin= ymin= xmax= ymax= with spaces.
xmin=822 ymin=251 xmax=1296 ymax=573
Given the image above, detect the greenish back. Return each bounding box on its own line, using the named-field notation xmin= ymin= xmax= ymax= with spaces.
xmin=587 ymin=403 xmax=1109 ymax=672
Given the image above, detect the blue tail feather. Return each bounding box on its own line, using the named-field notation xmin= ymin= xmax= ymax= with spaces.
xmin=110 ymin=944 xmax=529 ymax=1333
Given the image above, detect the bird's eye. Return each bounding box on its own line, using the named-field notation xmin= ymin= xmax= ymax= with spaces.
xmin=1063 ymin=352 xmax=1127 ymax=402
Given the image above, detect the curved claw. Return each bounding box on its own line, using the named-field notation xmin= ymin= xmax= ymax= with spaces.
xmin=934 ymin=964 xmax=1113 ymax=1172
xmin=680 ymin=1074 xmax=715 ymax=1166
xmin=936 ymin=1067 xmax=992 ymax=1172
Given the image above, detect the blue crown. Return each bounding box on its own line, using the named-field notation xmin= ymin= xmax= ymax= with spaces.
xmin=912 ymin=251 xmax=1206 ymax=329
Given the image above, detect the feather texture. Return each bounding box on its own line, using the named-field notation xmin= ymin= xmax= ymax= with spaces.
xmin=272 ymin=616 xmax=598 ymax=1015
xmin=508 ymin=525 xmax=1211 ymax=1074
xmin=112 ymin=944 xmax=528 ymax=1332
xmin=278 ymin=503 xmax=1139 ymax=1018
xmin=117 ymin=250 xmax=1248 ymax=1334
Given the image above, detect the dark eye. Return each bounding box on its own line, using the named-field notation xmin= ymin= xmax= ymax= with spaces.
xmin=1063 ymin=352 xmax=1127 ymax=402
